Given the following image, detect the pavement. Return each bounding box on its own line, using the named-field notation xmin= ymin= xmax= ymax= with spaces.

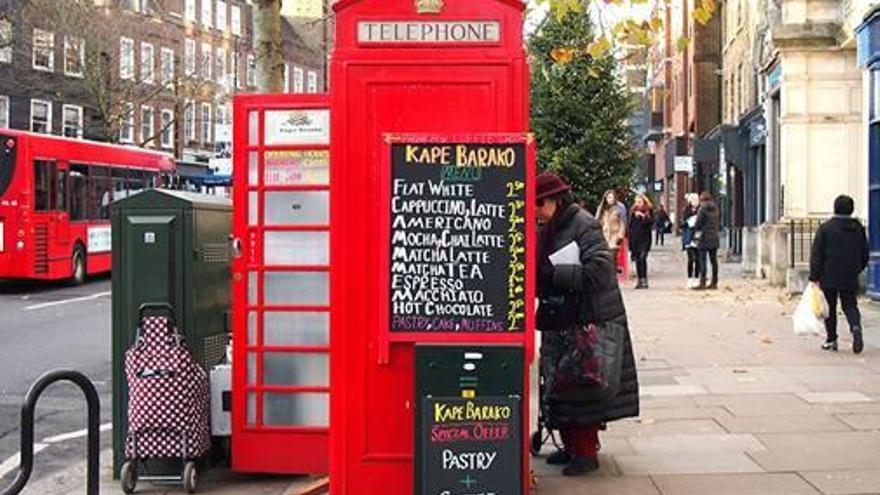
xmin=7 ymin=244 xmax=880 ymax=494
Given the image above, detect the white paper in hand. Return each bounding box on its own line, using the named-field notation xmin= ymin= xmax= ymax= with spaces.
xmin=549 ymin=241 xmax=580 ymax=266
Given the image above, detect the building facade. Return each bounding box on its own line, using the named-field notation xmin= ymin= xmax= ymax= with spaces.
xmin=0 ymin=0 xmax=327 ymax=165
xmin=645 ymin=0 xmax=722 ymax=223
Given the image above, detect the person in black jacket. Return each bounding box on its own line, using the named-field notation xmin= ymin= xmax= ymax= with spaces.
xmin=694 ymin=191 xmax=721 ymax=290
xmin=535 ymin=172 xmax=639 ymax=476
xmin=628 ymin=194 xmax=654 ymax=289
xmin=809 ymin=195 xmax=869 ymax=353
xmin=654 ymin=204 xmax=670 ymax=246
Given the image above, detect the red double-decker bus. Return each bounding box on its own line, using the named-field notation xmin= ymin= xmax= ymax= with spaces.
xmin=0 ymin=130 xmax=175 ymax=284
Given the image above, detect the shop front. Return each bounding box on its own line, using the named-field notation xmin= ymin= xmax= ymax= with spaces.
xmin=857 ymin=10 xmax=880 ymax=299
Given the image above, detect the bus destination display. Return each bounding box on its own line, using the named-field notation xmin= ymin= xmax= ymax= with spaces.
xmin=389 ymin=142 xmax=526 ymax=333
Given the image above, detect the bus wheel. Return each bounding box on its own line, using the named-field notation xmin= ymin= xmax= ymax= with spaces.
xmin=71 ymin=246 xmax=86 ymax=286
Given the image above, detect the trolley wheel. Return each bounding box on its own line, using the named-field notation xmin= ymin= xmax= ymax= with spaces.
xmin=71 ymin=245 xmax=86 ymax=286
xmin=120 ymin=461 xmax=138 ymax=494
xmin=183 ymin=461 xmax=198 ymax=493
xmin=530 ymin=429 xmax=544 ymax=457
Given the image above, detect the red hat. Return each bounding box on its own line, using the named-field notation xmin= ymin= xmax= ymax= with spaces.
xmin=536 ymin=172 xmax=571 ymax=200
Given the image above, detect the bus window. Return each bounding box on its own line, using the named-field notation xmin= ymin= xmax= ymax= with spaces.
xmin=112 ymin=168 xmax=129 ymax=201
xmin=57 ymin=169 xmax=68 ymax=212
xmin=90 ymin=166 xmax=111 ymax=220
xmin=128 ymin=170 xmax=146 ymax=195
xmin=69 ymin=164 xmax=88 ymax=221
xmin=34 ymin=160 xmax=57 ymax=212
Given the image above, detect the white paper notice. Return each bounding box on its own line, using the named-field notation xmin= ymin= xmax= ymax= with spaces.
xmin=549 ymin=241 xmax=580 ymax=266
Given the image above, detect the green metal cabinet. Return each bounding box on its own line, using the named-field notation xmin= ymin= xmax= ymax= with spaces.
xmin=110 ymin=189 xmax=232 ymax=474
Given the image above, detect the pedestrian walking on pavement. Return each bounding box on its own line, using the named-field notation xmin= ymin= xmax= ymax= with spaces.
xmin=628 ymin=194 xmax=654 ymax=289
xmin=681 ymin=193 xmax=700 ymax=289
xmin=536 ymin=172 xmax=640 ymax=477
xmin=809 ymin=195 xmax=869 ymax=353
xmin=596 ymin=190 xmax=626 ymax=277
xmin=654 ymin=203 xmax=670 ymax=247
xmin=695 ymin=191 xmax=720 ymax=290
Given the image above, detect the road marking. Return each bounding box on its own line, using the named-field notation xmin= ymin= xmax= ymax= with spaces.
xmin=0 ymin=443 xmax=48 ymax=479
xmin=43 ymin=422 xmax=112 ymax=444
xmin=0 ymin=422 xmax=112 ymax=479
xmin=24 ymin=291 xmax=111 ymax=311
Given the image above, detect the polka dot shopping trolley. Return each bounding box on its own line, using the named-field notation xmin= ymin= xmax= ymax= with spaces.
xmin=120 ymin=303 xmax=211 ymax=494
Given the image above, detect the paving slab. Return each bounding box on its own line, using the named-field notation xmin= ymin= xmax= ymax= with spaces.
xmin=835 ymin=413 xmax=880 ymax=430
xmin=652 ymin=473 xmax=820 ymax=495
xmin=627 ymin=433 xmax=765 ymax=454
xmin=614 ymin=451 xmax=764 ymax=476
xmin=605 ymin=419 xmax=726 ymax=438
xmin=750 ymin=432 xmax=880 ymax=471
xmin=800 ymin=470 xmax=880 ymax=495
xmin=694 ymin=394 xmax=815 ymax=417
xmin=716 ymin=414 xmax=852 ymax=434
xmin=637 ymin=406 xmax=733 ymax=421
xmin=797 ymin=391 xmax=873 ymax=404
xmin=641 ymin=385 xmax=709 ymax=397
xmin=537 ymin=475 xmax=661 ymax=495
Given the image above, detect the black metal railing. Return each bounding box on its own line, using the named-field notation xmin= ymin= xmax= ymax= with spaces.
xmin=789 ymin=218 xmax=822 ymax=269
xmin=0 ymin=370 xmax=100 ymax=495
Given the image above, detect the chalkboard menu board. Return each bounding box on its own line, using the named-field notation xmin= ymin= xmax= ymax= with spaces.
xmin=389 ymin=142 xmax=527 ymax=333
xmin=420 ymin=396 xmax=522 ymax=495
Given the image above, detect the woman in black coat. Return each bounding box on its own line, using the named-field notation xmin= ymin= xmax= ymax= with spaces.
xmin=535 ymin=172 xmax=640 ymax=476
xmin=628 ymin=194 xmax=654 ymax=289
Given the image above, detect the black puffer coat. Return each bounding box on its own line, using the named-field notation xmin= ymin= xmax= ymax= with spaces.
xmin=628 ymin=209 xmax=654 ymax=256
xmin=809 ymin=216 xmax=869 ymax=291
xmin=694 ymin=200 xmax=720 ymax=250
xmin=537 ymin=203 xmax=640 ymax=428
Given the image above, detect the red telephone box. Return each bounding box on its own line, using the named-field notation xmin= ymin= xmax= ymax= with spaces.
xmin=231 ymin=94 xmax=331 ymax=474
xmin=330 ymin=0 xmax=533 ymax=493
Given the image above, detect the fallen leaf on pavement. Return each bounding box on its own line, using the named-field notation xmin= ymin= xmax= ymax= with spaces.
xmin=732 ymin=369 xmax=748 ymax=374
xmin=761 ymin=336 xmax=774 ymax=344
xmin=639 ymin=418 xmax=656 ymax=425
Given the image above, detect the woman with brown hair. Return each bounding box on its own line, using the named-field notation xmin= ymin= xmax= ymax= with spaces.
xmin=536 ymin=172 xmax=640 ymax=476
xmin=596 ymin=190 xmax=626 ymax=273
xmin=628 ymin=194 xmax=654 ymax=289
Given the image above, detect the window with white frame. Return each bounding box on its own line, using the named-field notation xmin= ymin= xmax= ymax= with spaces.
xmin=200 ymin=103 xmax=211 ymax=144
xmin=214 ymin=104 xmax=227 ymax=143
xmin=201 ymin=0 xmax=213 ymax=28
xmin=141 ymin=43 xmax=154 ymax=84
xmin=184 ymin=100 xmax=195 ymax=142
xmin=185 ymin=39 xmax=195 ymax=76
xmin=231 ymin=5 xmax=241 ymax=36
xmin=62 ymin=104 xmax=83 ymax=138
xmin=161 ymin=47 xmax=174 ymax=86
xmin=216 ymin=0 xmax=227 ymax=31
xmin=64 ymin=36 xmax=84 ymax=77
xmin=307 ymin=70 xmax=318 ymax=93
xmin=141 ymin=106 xmax=154 ymax=145
xmin=293 ymin=67 xmax=304 ymax=93
xmin=160 ymin=109 xmax=174 ymax=148
xmin=119 ymin=37 xmax=134 ymax=80
xmin=32 ymin=29 xmax=54 ymax=71
xmin=284 ymin=63 xmax=290 ymax=93
xmin=246 ymin=54 xmax=255 ymax=87
xmin=0 ymin=20 xmax=12 ymax=64
xmin=185 ymin=0 xmax=196 ymax=21
xmin=119 ymin=103 xmax=134 ymax=143
xmin=201 ymin=43 xmax=212 ymax=80
xmin=0 ymin=96 xmax=9 ymax=128
xmin=30 ymin=99 xmax=52 ymax=134
xmin=216 ymin=47 xmax=226 ymax=85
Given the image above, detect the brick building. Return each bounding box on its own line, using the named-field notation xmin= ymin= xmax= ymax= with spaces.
xmin=0 ymin=0 xmax=327 ymax=163
xmin=646 ymin=0 xmax=722 ymax=222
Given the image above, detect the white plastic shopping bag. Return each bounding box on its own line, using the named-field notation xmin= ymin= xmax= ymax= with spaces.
xmin=793 ymin=283 xmax=827 ymax=336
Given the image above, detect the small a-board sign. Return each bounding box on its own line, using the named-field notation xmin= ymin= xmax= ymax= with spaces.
xmin=419 ymin=396 xmax=522 ymax=495
xmin=387 ymin=138 xmax=528 ymax=334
